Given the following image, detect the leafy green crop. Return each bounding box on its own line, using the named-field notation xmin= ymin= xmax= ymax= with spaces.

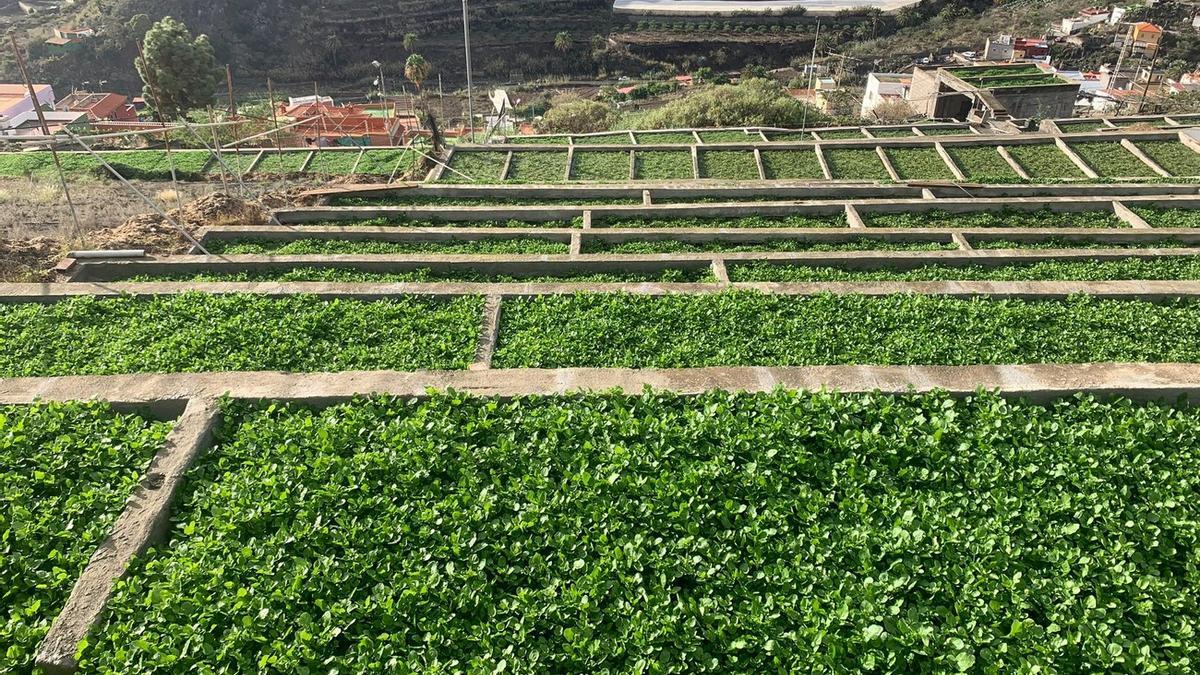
xmin=206 ymin=238 xmax=568 ymax=255
xmin=440 ymin=152 xmax=508 ymax=183
xmin=508 ymin=134 xmax=570 ymax=144
xmin=1 ymin=402 xmax=170 ymax=672
xmin=761 ymin=149 xmax=825 ymax=179
xmin=0 ymin=294 xmax=482 ymax=376
xmin=869 ymin=128 xmax=916 ymax=138
xmin=727 ymin=257 xmax=1200 ymax=282
xmin=885 ymin=147 xmax=954 ymax=180
xmin=973 ymin=237 xmax=1196 ymax=249
xmin=280 ymin=216 xmax=582 ymax=229
xmin=765 ymin=131 xmax=814 ymax=142
xmin=1133 ymin=141 xmax=1200 ymax=176
xmin=585 ymin=238 xmax=954 ymax=254
xmin=634 ymin=150 xmax=693 ymax=180
xmin=571 ymin=151 xmax=630 ymax=181
xmin=698 ymin=129 xmax=757 ymax=143
xmin=329 ymin=196 xmax=639 ymax=207
xmin=495 ymin=292 xmax=1200 ymax=368
xmin=305 ymin=151 xmax=360 ymax=176
xmin=1007 ymin=144 xmax=1085 ymax=180
xmin=206 ymin=151 xmax=257 ymax=177
xmin=1057 ymin=120 xmax=1107 ymax=132
xmin=865 ymin=208 xmax=1123 ymax=229
xmin=1131 ymin=206 xmax=1200 ymax=228
xmin=572 ymin=132 xmax=632 ymax=145
xmin=507 ymin=152 xmax=569 ymax=183
xmin=356 ymin=149 xmax=416 ymax=176
xmin=915 ymin=126 xmax=973 ymax=136
xmin=130 ymin=267 xmax=711 ymax=283
xmin=815 ymin=129 xmax=865 ymax=139
xmin=636 ymin=131 xmax=697 ymax=144
xmin=1069 ymin=142 xmax=1158 ymax=178
xmin=699 ymin=150 xmax=760 ymax=180
xmin=945 ymin=146 xmax=1020 ymax=182
xmin=79 ymin=390 xmax=1200 ymax=672
xmin=0 ymin=150 xmax=210 ymax=181
xmin=256 ymin=150 xmax=312 ymax=174
xmin=596 ymin=213 xmax=846 ymax=228
xmin=825 ymin=148 xmax=889 ymax=180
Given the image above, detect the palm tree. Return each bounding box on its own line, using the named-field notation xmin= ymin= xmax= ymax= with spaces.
xmin=554 ymin=31 xmax=573 ymax=53
xmin=405 ymin=53 xmax=430 ymax=91
xmin=403 ymin=33 xmax=418 ymax=52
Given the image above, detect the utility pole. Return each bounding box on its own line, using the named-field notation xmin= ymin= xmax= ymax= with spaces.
xmin=1137 ymin=54 xmax=1160 ymax=114
xmin=9 ymin=35 xmax=83 ymax=244
xmin=462 ymin=0 xmax=476 ymax=142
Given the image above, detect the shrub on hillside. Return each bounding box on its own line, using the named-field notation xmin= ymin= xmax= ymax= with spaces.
xmin=637 ymin=78 xmax=828 ymax=129
xmin=538 ymin=96 xmax=617 ymax=134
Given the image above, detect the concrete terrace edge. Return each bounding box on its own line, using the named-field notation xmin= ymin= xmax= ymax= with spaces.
xmin=3 ymin=364 xmax=1200 ymax=407
xmin=13 ymin=279 xmax=1200 ymax=301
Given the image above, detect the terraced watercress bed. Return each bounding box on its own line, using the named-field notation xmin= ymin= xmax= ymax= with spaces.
xmin=1006 ymin=144 xmax=1085 ymax=180
xmin=699 ymin=150 xmax=760 ymax=180
xmin=506 ymin=152 xmax=569 ymax=183
xmin=571 ymin=151 xmax=630 ymax=181
xmin=129 ymin=268 xmax=712 ymax=284
xmin=864 ymin=209 xmax=1123 ymax=229
xmin=634 ymin=151 xmax=693 ymax=180
xmin=81 ymin=390 xmax=1200 ymax=672
xmin=584 ymin=238 xmax=954 ymax=254
xmin=824 ymin=148 xmax=890 ymax=180
xmin=1 ymin=402 xmax=171 ymax=672
xmin=0 ymin=294 xmax=482 ymax=376
xmin=1068 ymin=142 xmax=1157 ymax=178
xmin=884 ymin=147 xmax=954 ymax=180
xmin=205 ymin=238 xmax=569 ymax=255
xmin=1132 ymin=140 xmax=1200 ymax=176
xmin=1130 ymin=206 xmax=1200 ymax=228
xmin=440 ymin=152 xmax=508 ymax=183
xmin=944 ymin=146 xmax=1020 ymax=182
xmin=761 ymin=149 xmax=825 ymax=179
xmin=595 ymin=213 xmax=846 ymax=228
xmin=726 ymin=257 xmax=1200 ymax=282
xmin=494 ymin=292 xmax=1200 ymax=368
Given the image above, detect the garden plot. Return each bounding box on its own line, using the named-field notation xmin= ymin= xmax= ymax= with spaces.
xmin=205 ymin=238 xmax=569 ymax=255
xmin=494 ymin=293 xmax=1200 ymax=368
xmin=256 ymin=150 xmax=312 ymax=174
xmin=634 ymin=131 xmax=697 ymax=144
xmin=75 ymin=390 xmax=1200 ymax=672
xmin=571 ymin=132 xmax=631 ymax=145
xmin=355 ymin=149 xmax=415 ymax=176
xmin=815 ymin=129 xmax=865 ymax=139
xmin=698 ymin=129 xmax=758 ymax=143
xmin=885 ymin=147 xmax=954 ymax=180
xmin=945 ymin=146 xmax=1020 ymax=182
xmin=1057 ymin=120 xmax=1108 ymax=133
xmin=508 ymin=135 xmax=570 ymax=144
xmin=1006 ymin=144 xmax=1085 ymax=180
xmin=104 ymin=150 xmax=211 ymax=180
xmin=584 ymin=238 xmax=955 ymax=254
xmin=1131 ymin=206 xmax=1200 ymax=228
xmin=1133 ymin=140 xmax=1200 ymax=176
xmin=915 ymin=127 xmax=973 ymax=136
xmin=761 ymin=149 xmax=825 ymax=179
xmin=306 ymin=151 xmax=361 ymax=176
xmin=0 ymin=295 xmax=482 ymax=376
xmin=0 ymin=402 xmax=171 ymax=672
xmin=595 ymin=213 xmax=846 ymax=228
xmin=698 ymin=149 xmax=760 ymax=180
xmin=206 ymin=151 xmax=258 ymax=177
xmin=270 ymin=216 xmax=583 ymax=228
xmin=507 ymin=152 xmax=569 ymax=183
xmin=863 ymin=209 xmax=1123 ymax=228
xmin=134 ymin=268 xmax=711 ymax=283
xmin=571 ymin=151 xmax=631 ymax=181
xmin=1069 ymin=142 xmax=1158 ymax=178
xmin=330 ymin=195 xmax=640 ymax=206
xmin=634 ymin=150 xmax=693 ymax=180
xmin=440 ymin=152 xmax=508 ymax=183
xmin=764 ymin=131 xmax=814 ymax=142
xmin=824 ymin=148 xmax=890 ymax=180
xmin=727 ymin=257 xmax=1200 ymax=282
xmin=870 ymin=128 xmax=917 ymax=138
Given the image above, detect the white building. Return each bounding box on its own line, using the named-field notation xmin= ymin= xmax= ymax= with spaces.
xmin=1061 ymin=7 xmax=1110 ymax=34
xmin=0 ymin=83 xmax=55 ymax=121
xmin=860 ymin=72 xmax=911 ymax=118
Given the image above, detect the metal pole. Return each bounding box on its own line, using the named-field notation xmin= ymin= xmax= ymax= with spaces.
xmin=267 ymin=78 xmax=286 ymax=173
xmin=9 ymin=34 xmax=84 ymax=245
xmin=462 ymin=0 xmax=475 ymax=143
xmin=1137 ymin=54 xmax=1159 ymax=114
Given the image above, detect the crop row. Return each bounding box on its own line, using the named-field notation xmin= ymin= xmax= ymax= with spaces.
xmin=132 ymin=268 xmax=712 ymax=284
xmin=73 ymin=390 xmax=1200 ymax=671
xmin=206 ymin=238 xmax=570 ymax=255
xmin=438 ymin=142 xmax=1200 ymax=184
xmin=727 ymin=257 xmax=1200 ymax=282
xmin=10 ymin=294 xmax=1200 ymax=374
xmin=1 ymin=402 xmax=171 ymax=672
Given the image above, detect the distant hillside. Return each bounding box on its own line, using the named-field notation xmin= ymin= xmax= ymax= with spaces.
xmin=3 ymin=0 xmax=616 ymax=96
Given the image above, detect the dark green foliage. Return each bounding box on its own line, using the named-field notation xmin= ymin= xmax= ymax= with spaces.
xmin=825 ymin=148 xmax=889 ymax=180
xmin=634 ymin=150 xmax=693 ymax=180
xmin=355 ymin=149 xmax=416 ymax=176
xmin=1134 ymin=141 xmax=1200 ymax=176
xmin=131 ymin=268 xmax=711 ymax=283
xmin=440 ymin=152 xmax=508 ymax=183
xmin=1007 ymin=144 xmax=1085 ymax=179
xmin=329 ymin=196 xmax=639 ymax=207
xmin=571 ymin=151 xmax=630 ymax=181
xmin=585 ymin=238 xmax=954 ymax=254
xmin=865 ymin=209 xmax=1123 ymax=229
xmin=815 ymin=129 xmax=865 ymax=139
xmin=1131 ymin=207 xmax=1200 ymax=228
xmin=974 ymin=237 xmax=1197 ymax=249
xmin=698 ymin=150 xmax=760 ymax=180
xmin=885 ymin=147 xmax=954 ymax=180
xmin=697 ymin=129 xmax=758 ymax=143
xmin=507 ymin=152 xmax=569 ymax=183
xmin=257 ymin=150 xmax=312 ymax=175
xmin=495 ymin=292 xmax=1200 ymax=368
xmin=945 ymin=146 xmax=1020 ymax=182
xmin=79 ymin=390 xmax=1200 ymax=672
xmin=207 ymin=238 xmax=568 ymax=255
xmin=596 ymin=213 xmax=846 ymax=228
xmin=635 ymin=131 xmax=698 ymax=144
xmin=0 ymin=294 xmax=482 ymax=375
xmin=1069 ymin=142 xmax=1158 ymax=178
xmin=136 ymin=17 xmax=221 ymax=118
xmin=761 ymin=149 xmax=825 ymax=179
xmin=727 ymin=257 xmax=1200 ymax=282
xmin=915 ymin=127 xmax=974 ymax=136
xmin=869 ymin=128 xmax=917 ymax=138
xmin=570 ymin=132 xmax=631 ymax=145
xmin=1 ymin=403 xmax=170 ymax=671
xmin=305 ymin=151 xmax=359 ymax=176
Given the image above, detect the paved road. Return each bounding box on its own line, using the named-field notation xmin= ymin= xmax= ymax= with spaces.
xmin=614 ymin=0 xmax=921 ymax=14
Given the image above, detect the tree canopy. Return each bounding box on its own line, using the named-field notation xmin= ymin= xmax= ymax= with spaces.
xmin=135 ymin=17 xmax=221 ymax=119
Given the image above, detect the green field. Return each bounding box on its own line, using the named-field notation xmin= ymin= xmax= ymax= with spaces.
xmin=636 ymin=131 xmax=698 ymax=145
xmin=698 ymin=150 xmax=760 ymax=180
xmin=634 ymin=150 xmax=693 ymax=180
xmin=306 ymin=150 xmax=360 ymax=175
xmin=594 ymin=213 xmax=846 ymax=228
xmin=1006 ymin=144 xmax=1085 ymax=180
xmin=698 ymin=129 xmax=758 ymax=143
xmin=206 ymin=238 xmax=568 ymax=255
xmin=864 ymin=209 xmax=1122 ymax=229
xmin=572 ymin=132 xmax=632 ymax=145
xmin=585 ymin=238 xmax=953 ymax=254
xmin=77 ymin=390 xmax=1200 ymax=672
xmin=825 ymin=148 xmax=890 ymax=180
xmin=257 ymin=150 xmax=313 ymax=174
xmin=1131 ymin=206 xmax=1200 ymax=228
xmin=572 ymin=151 xmax=631 ymax=181
xmin=355 ymin=149 xmax=417 ymax=176
xmin=1 ymin=402 xmax=171 ymax=672
xmin=1133 ymin=141 xmax=1200 ymax=176
xmin=727 ymin=257 xmax=1200 ymax=282
xmin=945 ymin=146 xmax=1021 ymax=182
xmin=0 ymin=295 xmax=482 ymax=376
xmin=1069 ymin=142 xmax=1157 ymax=178
xmin=761 ymin=149 xmax=825 ymax=179
xmin=507 ymin=151 xmax=569 ymax=183
xmin=815 ymin=129 xmax=865 ymax=139
xmin=885 ymin=147 xmax=954 ymax=180
xmin=133 ymin=268 xmax=709 ymax=283
xmin=440 ymin=151 xmax=508 ymax=183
